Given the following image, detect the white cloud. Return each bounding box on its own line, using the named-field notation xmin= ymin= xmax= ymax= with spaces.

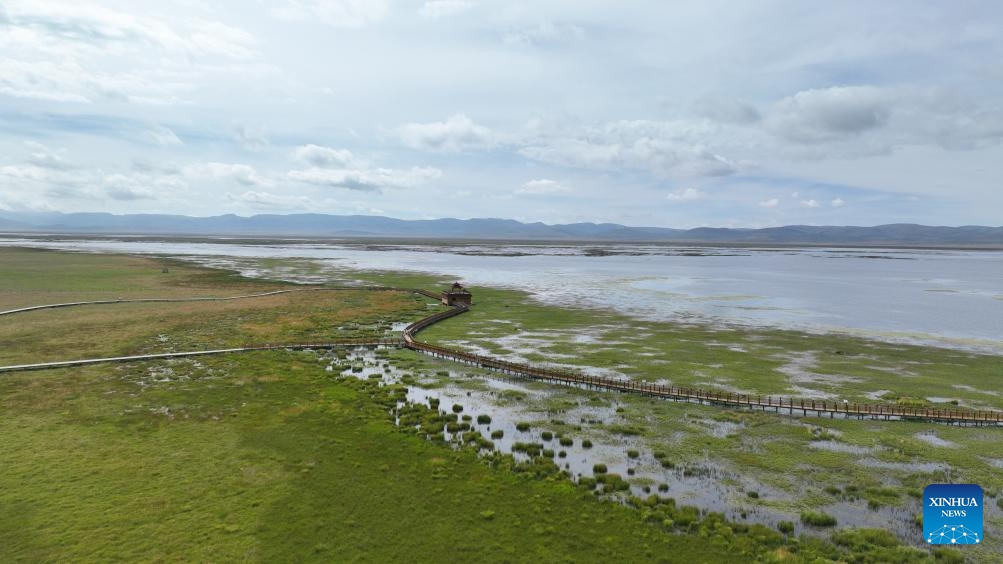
xmin=516 ymin=179 xmax=570 ymax=195
xmin=758 ymin=198 xmax=779 ymax=208
xmin=144 ymin=126 xmax=183 ymax=147
xmin=831 ymin=198 xmax=845 ymax=207
xmin=800 ymin=199 xmax=820 ymax=208
xmin=503 ymin=22 xmax=586 ymax=46
xmin=232 ymin=124 xmax=268 ymax=151
xmin=24 ymin=141 xmax=71 ymax=170
xmin=519 ymin=119 xmax=737 ymax=177
xmin=2 ymin=2 xmax=256 ymax=59
xmin=103 ymin=174 xmax=156 ymax=200
xmin=227 ymin=190 xmax=311 ymax=210
xmin=419 ymin=1 xmax=473 ymax=19
xmin=294 ymin=144 xmax=357 ymax=168
xmin=288 ymin=166 xmax=441 ymax=192
xmin=273 ymin=0 xmax=387 ymax=27
xmin=398 ymin=114 xmax=494 ymax=152
xmin=666 ymin=187 xmax=705 ymax=201
xmin=184 ymin=162 xmax=270 ymax=187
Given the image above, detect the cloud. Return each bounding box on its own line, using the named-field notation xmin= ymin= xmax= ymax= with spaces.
xmin=766 ymin=86 xmax=890 ymax=143
xmin=800 ymin=199 xmax=820 ymax=208
xmin=419 ymin=1 xmax=473 ymax=19
xmin=103 ymin=174 xmax=156 ymax=200
xmin=294 ymin=144 xmax=357 ymax=168
xmin=0 ymin=51 xmax=185 ymax=106
xmin=274 ymin=0 xmax=387 ymax=27
xmin=520 ymin=119 xmax=737 ymax=177
xmin=516 ymin=178 xmax=570 ymax=195
xmin=232 ymin=124 xmax=268 ymax=151
xmin=24 ymin=141 xmax=71 ymax=170
xmin=184 ymin=162 xmax=270 ymax=186
xmin=666 ymin=187 xmax=706 ymax=201
xmin=227 ymin=190 xmax=311 ymax=210
xmin=693 ymin=97 xmax=761 ymax=124
xmin=144 ymin=126 xmax=183 ymax=147
xmin=2 ymin=1 xmax=256 ymax=59
xmin=831 ymin=197 xmax=845 ymax=207
xmin=758 ymin=198 xmax=779 ymax=208
xmin=398 ymin=114 xmax=494 ymax=152
xmin=288 ymin=166 xmax=441 ymax=192
xmin=503 ymin=22 xmax=586 ymax=46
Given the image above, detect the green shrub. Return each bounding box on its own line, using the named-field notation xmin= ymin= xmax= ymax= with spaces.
xmin=627 ymin=449 xmax=639 ymax=459
xmin=653 ymin=451 xmax=667 ymax=460
xmin=800 ymin=511 xmax=837 ymax=527
xmin=490 ymin=430 xmax=504 ymax=439
xmin=541 ymin=431 xmax=553 ymax=441
xmin=593 ymin=464 xmax=608 ymax=474
xmin=516 ymin=422 xmax=531 ymax=432
xmin=558 ymin=450 xmax=567 ymax=458
xmin=476 ymin=414 xmax=491 ymax=424
xmin=513 ymin=442 xmax=544 ymax=456
xmin=777 ymin=521 xmax=795 ymax=535
xmin=746 ymin=491 xmax=759 ymax=499
xmin=581 ymin=439 xmax=593 ymax=448
xmin=658 ymin=483 xmax=669 ymax=492
xmin=607 ymin=424 xmax=643 ymax=436
xmin=461 ymin=414 xmax=472 ymax=421
xmin=542 ymin=449 xmax=555 ymax=458
xmin=451 ymin=404 xmax=463 ymax=413
xmin=559 ymin=437 xmax=573 ymax=447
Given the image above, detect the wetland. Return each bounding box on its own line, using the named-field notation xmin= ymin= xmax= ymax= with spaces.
xmin=1 ymin=241 xmax=1000 ymax=562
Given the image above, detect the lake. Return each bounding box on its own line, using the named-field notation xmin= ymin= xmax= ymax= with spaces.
xmin=3 ymin=238 xmax=1001 ymax=353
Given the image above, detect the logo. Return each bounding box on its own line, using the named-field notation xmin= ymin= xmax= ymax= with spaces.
xmin=923 ymin=484 xmax=983 ymax=545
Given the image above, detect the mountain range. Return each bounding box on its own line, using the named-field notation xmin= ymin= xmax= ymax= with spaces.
xmin=1 ymin=211 xmax=1001 ymax=246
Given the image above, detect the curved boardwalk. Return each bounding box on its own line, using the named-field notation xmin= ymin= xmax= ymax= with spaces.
xmin=2 ymin=285 xmax=1000 ymax=426
xmin=401 ymin=302 xmax=1003 ymax=427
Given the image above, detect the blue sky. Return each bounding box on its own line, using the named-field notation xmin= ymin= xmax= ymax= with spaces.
xmin=1 ymin=0 xmax=1001 ymax=227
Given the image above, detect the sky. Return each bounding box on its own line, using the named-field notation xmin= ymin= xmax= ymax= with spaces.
xmin=1 ymin=0 xmax=1001 ymax=228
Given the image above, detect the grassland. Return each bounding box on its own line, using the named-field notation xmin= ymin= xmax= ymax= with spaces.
xmin=0 ymin=248 xmax=429 ymax=366
xmin=1 ymin=248 xmax=728 ymax=562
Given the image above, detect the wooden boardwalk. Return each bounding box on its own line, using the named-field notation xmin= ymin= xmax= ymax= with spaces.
xmin=2 ymin=285 xmax=1000 ymax=426
xmin=0 ymin=339 xmax=399 ymax=374
xmin=402 ymin=301 xmax=1003 ymax=427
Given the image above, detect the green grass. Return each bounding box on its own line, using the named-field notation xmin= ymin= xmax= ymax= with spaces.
xmin=0 ymin=248 xmax=433 ymax=366
xmin=0 ymin=353 xmax=734 ymax=562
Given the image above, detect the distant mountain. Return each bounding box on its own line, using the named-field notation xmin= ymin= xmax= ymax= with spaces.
xmin=0 ymin=211 xmax=1001 ymax=246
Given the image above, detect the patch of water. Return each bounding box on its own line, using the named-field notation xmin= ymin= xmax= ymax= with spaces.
xmin=808 ymin=441 xmax=878 ymax=455
xmin=856 ymin=458 xmax=949 ymax=473
xmin=913 ymin=432 xmax=957 ymax=448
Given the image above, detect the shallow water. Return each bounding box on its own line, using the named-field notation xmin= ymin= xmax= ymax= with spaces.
xmin=330 ymin=347 xmax=930 ymax=542
xmin=3 ymin=237 xmax=1001 ymax=353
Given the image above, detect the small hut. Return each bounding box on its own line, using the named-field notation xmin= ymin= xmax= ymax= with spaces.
xmin=442 ymin=282 xmax=472 ymax=306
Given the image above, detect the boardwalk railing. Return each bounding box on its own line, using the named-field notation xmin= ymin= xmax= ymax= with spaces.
xmin=401 ymin=300 xmax=1003 ymax=426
